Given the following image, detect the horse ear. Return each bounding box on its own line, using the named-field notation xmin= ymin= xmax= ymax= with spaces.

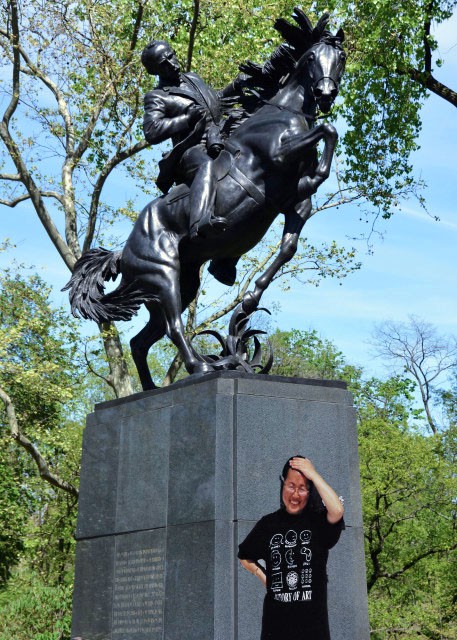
xmin=312 ymin=12 xmax=330 ymax=39
xmin=335 ymin=27 xmax=345 ymax=43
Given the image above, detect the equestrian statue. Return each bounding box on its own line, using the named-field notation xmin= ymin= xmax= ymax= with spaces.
xmin=63 ymin=9 xmax=346 ymax=391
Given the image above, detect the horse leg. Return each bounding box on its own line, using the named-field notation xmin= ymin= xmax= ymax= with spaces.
xmin=242 ymin=207 xmax=308 ymax=313
xmin=158 ymin=270 xmax=213 ymax=376
xmin=274 ymin=122 xmax=338 ymax=196
xmin=130 ymin=303 xmax=166 ymax=391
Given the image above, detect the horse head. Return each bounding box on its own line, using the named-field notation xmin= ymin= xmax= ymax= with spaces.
xmin=273 ymin=10 xmax=346 ymax=114
xmin=302 ymin=39 xmax=346 ymax=112
xmin=294 ymin=34 xmax=346 ymax=113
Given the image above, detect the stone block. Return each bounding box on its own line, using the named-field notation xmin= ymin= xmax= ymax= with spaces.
xmin=115 ymin=406 xmax=170 ymax=532
xmin=163 ymin=520 xmax=234 ymax=640
xmin=72 ymin=372 xmax=369 ymax=640
xmin=76 ymin=421 xmax=121 ymax=539
xmin=72 ymin=536 xmax=114 ymax=640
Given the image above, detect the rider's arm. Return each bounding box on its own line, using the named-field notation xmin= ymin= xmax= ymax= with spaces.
xmin=217 ymin=73 xmax=246 ymax=99
xmin=143 ymin=91 xmax=192 ymax=144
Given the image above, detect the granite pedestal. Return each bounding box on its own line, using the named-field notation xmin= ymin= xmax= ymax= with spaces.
xmin=71 ymin=371 xmax=369 ymax=640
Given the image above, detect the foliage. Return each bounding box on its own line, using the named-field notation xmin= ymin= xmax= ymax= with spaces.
xmin=0 ymin=571 xmax=73 ymax=640
xmin=315 ymin=0 xmax=457 ymax=222
xmin=0 ymin=266 xmax=80 ymax=421
xmin=0 ymin=264 xmax=83 ymax=584
xmin=355 ymin=374 xmax=457 ymax=638
xmin=269 ymin=328 xmax=350 ymax=379
xmin=0 ymin=445 xmax=28 ymax=585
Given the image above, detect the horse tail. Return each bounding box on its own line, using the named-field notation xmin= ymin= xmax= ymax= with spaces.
xmin=62 ymin=247 xmax=146 ymax=323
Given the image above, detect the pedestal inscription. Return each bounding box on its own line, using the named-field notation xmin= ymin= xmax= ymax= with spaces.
xmin=112 ymin=547 xmax=164 ymax=638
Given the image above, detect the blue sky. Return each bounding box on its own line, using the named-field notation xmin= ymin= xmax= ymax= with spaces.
xmin=1 ymin=13 xmax=456 ymax=380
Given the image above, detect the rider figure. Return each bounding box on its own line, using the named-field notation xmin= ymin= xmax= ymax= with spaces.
xmin=141 ymin=40 xmax=240 ymax=241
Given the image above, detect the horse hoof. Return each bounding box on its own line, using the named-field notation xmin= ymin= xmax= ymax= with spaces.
xmin=192 ymin=362 xmax=214 ymax=375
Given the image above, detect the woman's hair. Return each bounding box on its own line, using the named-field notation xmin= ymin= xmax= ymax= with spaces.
xmin=280 ymin=455 xmax=325 ymax=513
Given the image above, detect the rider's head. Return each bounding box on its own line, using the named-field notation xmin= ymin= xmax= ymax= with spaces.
xmin=141 ymin=40 xmax=181 ymax=83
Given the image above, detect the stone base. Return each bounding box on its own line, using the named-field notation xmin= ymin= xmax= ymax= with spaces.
xmin=71 ymin=371 xmax=369 ymax=640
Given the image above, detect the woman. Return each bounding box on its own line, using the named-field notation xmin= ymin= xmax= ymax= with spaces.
xmin=238 ymin=456 xmax=344 ymax=640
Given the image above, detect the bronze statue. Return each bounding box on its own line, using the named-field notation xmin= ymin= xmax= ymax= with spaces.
xmin=63 ymin=10 xmax=346 ymax=391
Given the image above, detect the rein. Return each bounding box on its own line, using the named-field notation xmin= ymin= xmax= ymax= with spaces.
xmin=261 ymin=98 xmax=332 ymax=122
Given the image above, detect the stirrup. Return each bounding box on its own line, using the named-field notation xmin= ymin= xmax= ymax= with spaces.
xmin=198 ymin=217 xmax=227 ymax=236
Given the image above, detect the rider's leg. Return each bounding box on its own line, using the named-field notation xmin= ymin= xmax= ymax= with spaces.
xmin=187 ymin=156 xmax=227 ymax=240
xmin=208 ymin=256 xmax=240 ymax=286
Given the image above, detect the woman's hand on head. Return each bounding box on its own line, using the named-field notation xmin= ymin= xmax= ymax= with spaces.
xmin=289 ymin=456 xmax=317 ymax=481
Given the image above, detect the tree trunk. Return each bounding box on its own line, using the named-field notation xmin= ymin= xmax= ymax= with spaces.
xmin=99 ymin=322 xmax=134 ymax=398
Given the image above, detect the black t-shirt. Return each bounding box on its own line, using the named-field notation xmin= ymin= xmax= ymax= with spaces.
xmin=238 ymin=508 xmax=344 ymax=640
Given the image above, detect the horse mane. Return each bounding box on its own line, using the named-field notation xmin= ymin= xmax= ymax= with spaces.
xmin=222 ymin=10 xmax=344 ymax=134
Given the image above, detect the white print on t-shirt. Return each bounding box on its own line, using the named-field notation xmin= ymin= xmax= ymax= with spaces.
xmin=285 ymin=548 xmax=297 ymax=568
xmin=271 ymin=572 xmax=283 ymax=590
xmin=271 ymin=550 xmax=281 ymax=568
xmin=301 ymin=567 xmax=312 ymax=587
xmin=300 ymin=529 xmax=312 ymax=544
xmin=300 ymin=546 xmax=312 ymax=562
xmin=267 ymin=528 xmax=314 ymax=602
xmin=286 ymin=571 xmax=299 ymax=589
xmin=285 ymin=530 xmax=297 ymax=547
xmin=269 ymin=533 xmax=283 ymax=548
xmin=274 ymin=590 xmax=312 ymax=603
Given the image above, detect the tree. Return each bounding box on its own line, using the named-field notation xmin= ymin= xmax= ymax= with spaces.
xmin=371 ymin=316 xmax=457 ymax=434
xmin=0 ymin=0 xmax=156 ymax=396
xmin=356 ymin=374 xmax=457 ymax=638
xmin=0 ymin=263 xmax=89 ymax=637
xmin=317 ymin=0 xmax=457 ymax=224
xmin=268 ymin=328 xmax=352 ymax=379
xmin=0 ymin=264 xmax=83 ymax=497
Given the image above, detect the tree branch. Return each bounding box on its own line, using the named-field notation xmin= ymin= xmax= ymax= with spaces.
xmin=0 ymin=172 xmax=21 ymax=181
xmin=0 ymin=191 xmax=64 ymax=208
xmin=2 ymin=0 xmax=20 ymax=128
xmin=379 ymin=543 xmax=457 ymax=581
xmin=0 ymin=2 xmax=75 ymax=270
xmin=17 ymin=47 xmax=75 ymax=154
xmin=401 ymin=66 xmax=457 ymax=108
xmin=129 ymin=1 xmax=145 ymax=53
xmin=0 ymin=385 xmax=79 ymax=498
xmin=83 ymin=139 xmax=149 ymax=252
xmin=423 ymin=4 xmax=433 ymax=74
xmin=186 ymin=0 xmax=200 ymax=72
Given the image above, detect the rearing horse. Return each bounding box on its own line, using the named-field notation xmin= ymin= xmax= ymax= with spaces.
xmin=64 ymin=18 xmax=346 ymax=390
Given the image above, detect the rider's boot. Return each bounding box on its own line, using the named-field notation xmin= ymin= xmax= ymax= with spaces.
xmin=208 ymin=256 xmax=239 ymax=286
xmin=189 ymin=160 xmax=227 ymax=241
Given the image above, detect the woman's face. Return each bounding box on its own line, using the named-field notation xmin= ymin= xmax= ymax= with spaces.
xmin=282 ymin=468 xmax=309 ymax=515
